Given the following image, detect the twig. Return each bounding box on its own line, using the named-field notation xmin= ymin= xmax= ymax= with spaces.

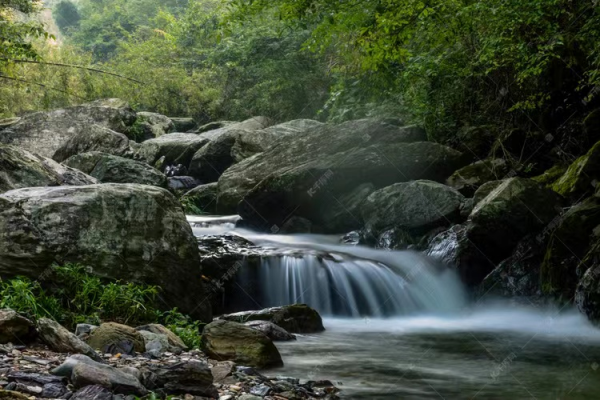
xmin=0 ymin=74 xmax=89 ymax=100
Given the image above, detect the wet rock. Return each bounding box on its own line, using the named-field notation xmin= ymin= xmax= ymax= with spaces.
xmin=37 ymin=318 xmax=101 ymax=361
xmin=0 ymin=310 xmax=35 ymax=344
xmin=135 ymin=112 xmax=175 ymax=140
xmin=180 ymin=183 xmax=218 ymax=214
xmin=53 ymin=125 xmax=133 ymax=162
xmin=446 ymin=158 xmax=509 ymax=196
xmin=280 ymin=216 xmax=313 ymax=234
xmin=317 ymin=183 xmax=375 ymax=233
xmin=143 ymin=360 xmax=218 ymax=397
xmin=87 ymin=323 xmax=145 ymax=355
xmin=219 ymin=304 xmax=324 ymax=333
xmin=0 ymin=184 xmax=210 ymax=321
xmin=0 ymin=144 xmax=98 ymax=194
xmin=201 ymin=320 xmax=283 ymax=368
xmin=64 ymin=152 xmax=167 ymax=188
xmin=362 ymin=180 xmax=466 ymax=236
xmin=244 ymin=321 xmax=296 ymax=341
xmin=70 ymin=384 xmax=113 ymax=400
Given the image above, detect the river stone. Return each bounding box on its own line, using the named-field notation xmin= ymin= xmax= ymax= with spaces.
xmin=244 ymin=321 xmax=296 ymax=341
xmin=180 ymin=183 xmax=218 ymax=214
xmin=362 ymin=180 xmax=466 ymax=236
xmin=135 ymin=111 xmax=175 ymax=141
xmin=87 ymin=322 xmax=145 ymax=355
xmin=71 ymin=361 xmax=147 ymax=395
xmin=551 ymin=140 xmax=600 ymax=199
xmin=53 ymin=125 xmax=133 ymax=162
xmin=201 ymin=320 xmax=283 ymax=368
xmin=136 ymin=323 xmax=187 ymax=351
xmin=0 ymin=309 xmax=35 ymax=344
xmin=467 ymin=177 xmax=562 ymax=267
xmin=0 ymin=184 xmax=210 ymax=321
xmin=446 ymin=158 xmax=509 ymax=196
xmin=231 ymin=119 xmax=324 ymax=162
xmin=317 ymin=183 xmax=375 ymax=233
xmin=0 ymin=99 xmax=136 ymax=158
xmin=219 ymin=304 xmax=324 ymax=333
xmin=144 ymin=360 xmax=218 ymax=397
xmin=64 ymin=152 xmax=167 ymax=187
xmin=0 ymin=144 xmax=98 ymax=194
xmin=37 ymin=318 xmax=101 ymax=361
xmin=135 ymin=133 xmax=209 ymax=167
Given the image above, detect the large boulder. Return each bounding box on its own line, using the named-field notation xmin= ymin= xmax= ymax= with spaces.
xmin=223 ymin=121 xmax=463 ymax=232
xmin=37 ymin=318 xmax=101 ymax=361
xmin=244 ymin=321 xmax=296 ymax=341
xmin=219 ymin=304 xmax=324 ymax=333
xmin=446 ymin=158 xmax=509 ymax=196
xmin=198 ymin=116 xmax=273 ymax=140
xmin=135 ymin=111 xmax=176 ymax=141
xmin=551 ymin=140 xmax=600 ymax=199
xmin=200 ymin=320 xmax=283 ymax=368
xmin=231 ymin=119 xmax=324 ymax=162
xmin=0 ymin=99 xmax=136 ymax=158
xmin=188 ymin=129 xmax=245 ymax=182
xmin=53 ymin=125 xmax=133 ymax=162
xmin=0 ymin=184 xmax=210 ymax=321
xmin=64 ymin=152 xmax=167 ymax=188
xmin=170 ymin=117 xmax=197 ymax=132
xmin=0 ymin=309 xmax=35 ymax=344
xmin=180 ymin=183 xmax=218 ymax=214
xmin=135 ymin=133 xmax=209 ymax=168
xmin=136 ymin=323 xmax=187 ymax=351
xmin=466 ymin=178 xmax=562 ymax=266
xmin=0 ymin=144 xmax=98 ymax=194
xmin=362 ymin=180 xmax=466 ymax=236
xmin=87 ymin=322 xmax=145 ymax=355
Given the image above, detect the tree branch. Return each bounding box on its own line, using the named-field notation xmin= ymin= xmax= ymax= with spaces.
xmin=0 ymin=74 xmax=89 ymax=101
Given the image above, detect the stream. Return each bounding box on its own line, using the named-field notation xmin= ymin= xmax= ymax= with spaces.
xmin=190 ymin=215 xmax=600 ymax=399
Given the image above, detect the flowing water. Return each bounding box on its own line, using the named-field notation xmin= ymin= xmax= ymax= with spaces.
xmin=190 ymin=216 xmax=600 ymax=399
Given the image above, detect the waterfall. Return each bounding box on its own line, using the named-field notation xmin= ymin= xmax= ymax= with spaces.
xmin=190 ymin=216 xmax=468 ymax=317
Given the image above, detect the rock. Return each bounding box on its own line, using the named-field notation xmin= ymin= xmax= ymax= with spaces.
xmin=195 ymin=121 xmax=236 ymax=134
xmin=144 ymin=360 xmax=218 ymax=397
xmin=138 ymin=330 xmax=169 ymax=356
xmin=473 ymin=180 xmax=503 ymax=205
xmin=231 ymin=119 xmax=324 ymax=162
xmin=41 ymin=382 xmax=68 ymax=398
xmin=540 ymin=197 xmax=600 ymax=299
xmin=0 ymin=390 xmax=30 ymax=399
xmin=170 ymin=117 xmax=197 ymax=132
xmin=280 ymin=216 xmax=313 ymax=234
xmin=362 ymin=180 xmax=466 ymax=236
xmin=71 ymin=360 xmax=147 ymax=395
xmin=189 ymin=129 xmax=246 ymax=182
xmin=135 ymin=133 xmax=209 ymax=167
xmin=244 ymin=321 xmax=296 ymax=341
xmin=249 ymin=384 xmax=271 ymax=397
xmin=180 ymin=183 xmax=218 ymax=214
xmin=0 ymin=310 xmax=35 ymax=344
xmin=135 ymin=112 xmax=176 ymax=141
xmin=446 ymin=159 xmax=509 ymax=196
xmin=53 ymin=125 xmax=133 ymax=162
xmin=7 ymin=372 xmax=68 ymax=398
xmin=532 ymin=164 xmax=568 ymax=187
xmin=87 ymin=323 xmax=146 ymax=355
xmin=198 ymin=117 xmax=273 ymax=140
xmin=75 ymin=324 xmax=98 ymax=338
xmin=453 ymin=125 xmax=496 ymax=159
xmin=551 ymin=140 xmax=600 ymax=199
xmin=136 ymin=324 xmax=187 ymax=351
xmin=37 ymin=318 xmax=102 ymax=361
xmin=219 ymin=304 xmax=324 ymax=333
xmin=0 ymin=184 xmax=210 ymax=321
xmin=467 ymin=178 xmax=562 ymax=268
xmin=64 ymin=152 xmax=167 ymax=187
xmin=168 ymin=176 xmax=199 ymax=192
xmin=210 ymin=361 xmax=235 ymax=383
xmin=200 ymin=320 xmax=283 ymax=368
xmin=0 ymin=117 xmax=20 ymax=130
xmin=0 ymin=144 xmax=98 ymax=194
xmin=0 ymin=99 xmax=136 ymax=158
xmin=70 ymin=385 xmax=113 ymax=400
xmin=576 ymin=262 xmax=600 ymax=322
xmin=317 ymin=183 xmax=375 ymax=233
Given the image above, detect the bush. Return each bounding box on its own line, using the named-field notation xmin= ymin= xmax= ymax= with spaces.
xmin=160 ymin=308 xmax=204 ymax=349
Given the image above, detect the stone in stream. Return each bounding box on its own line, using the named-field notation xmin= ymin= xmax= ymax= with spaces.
xmin=0 ymin=310 xmax=35 ymax=344
xmin=37 ymin=318 xmax=102 ymax=362
xmin=219 ymin=304 xmax=324 ymax=333
xmin=52 ymin=125 xmax=133 ymax=162
xmin=201 ymin=320 xmax=283 ymax=368
xmin=87 ymin=322 xmax=146 ymax=355
xmin=0 ymin=144 xmax=98 ymax=194
xmin=63 ymin=151 xmax=167 ymax=188
xmin=0 ymin=184 xmax=211 ymax=321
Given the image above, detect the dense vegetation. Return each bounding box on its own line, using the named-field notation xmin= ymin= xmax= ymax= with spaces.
xmin=2 ymin=0 xmax=600 ymax=155
xmin=0 ymin=263 xmax=203 ymax=348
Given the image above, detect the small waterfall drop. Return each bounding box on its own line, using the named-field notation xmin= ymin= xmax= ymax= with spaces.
xmin=190 ymin=216 xmax=467 ymax=317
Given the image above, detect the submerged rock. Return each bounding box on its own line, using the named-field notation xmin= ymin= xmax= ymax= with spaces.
xmin=201 ymin=320 xmax=283 ymax=368
xmin=219 ymin=304 xmax=324 ymax=333
xmin=87 ymin=322 xmax=146 ymax=355
xmin=0 ymin=184 xmax=210 ymax=321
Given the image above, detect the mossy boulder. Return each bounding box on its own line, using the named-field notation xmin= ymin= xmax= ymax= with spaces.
xmin=135 ymin=112 xmax=175 ymax=141
xmin=467 ymin=177 xmax=562 ymax=264
xmin=200 ymin=320 xmax=283 ymax=368
xmin=87 ymin=322 xmax=145 ymax=355
xmin=362 ymin=180 xmax=466 ymax=235
xmin=64 ymin=152 xmax=167 ymax=188
xmin=472 ymin=180 xmax=503 ymax=205
xmin=540 ymin=197 xmax=600 ymax=299
xmin=446 ymin=158 xmax=509 ymax=196
xmin=219 ymin=304 xmax=324 ymax=334
xmin=136 ymin=323 xmax=187 ymax=351
xmin=551 ymin=141 xmax=600 ymax=199
xmin=53 ymin=125 xmax=133 ymax=163
xmin=180 ymin=183 xmax=218 ymax=214
xmin=532 ymin=164 xmax=568 ymax=187
xmin=0 ymin=144 xmax=98 ymax=194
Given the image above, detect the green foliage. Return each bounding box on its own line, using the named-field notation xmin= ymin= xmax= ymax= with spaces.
xmin=0 ymin=0 xmax=49 ymax=62
xmin=0 ymin=277 xmax=63 ymax=321
xmin=180 ymin=196 xmax=206 ymax=216
xmin=160 ymin=308 xmax=203 ymax=349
